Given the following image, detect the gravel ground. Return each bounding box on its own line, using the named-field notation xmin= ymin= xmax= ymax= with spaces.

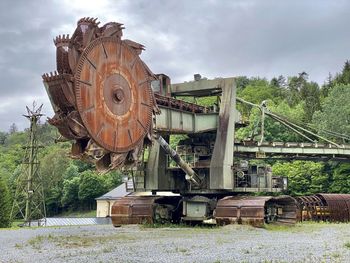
xmin=1 ymin=223 xmax=350 ymax=263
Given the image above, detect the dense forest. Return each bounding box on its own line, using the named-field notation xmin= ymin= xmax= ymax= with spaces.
xmin=1 ymin=61 xmax=350 ymax=227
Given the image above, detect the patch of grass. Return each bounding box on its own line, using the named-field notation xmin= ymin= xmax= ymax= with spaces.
xmin=264 ymin=222 xmax=329 ymax=232
xmin=175 ymin=247 xmax=188 ymax=253
xmin=141 ymin=221 xmax=218 ymax=230
xmin=141 ymin=222 xmax=188 ymax=229
xmin=27 ymin=232 xmax=137 ymax=250
xmin=11 ymin=220 xmax=25 ymax=228
xmin=263 ymin=223 xmax=296 ymax=231
xmin=330 ymin=252 xmax=341 ymax=258
xmin=28 ymin=235 xmax=45 ymax=249
xmin=344 ymin=241 xmax=350 ymax=249
xmin=102 ymin=246 xmax=114 ymax=253
xmin=14 ymin=243 xmax=23 ymax=249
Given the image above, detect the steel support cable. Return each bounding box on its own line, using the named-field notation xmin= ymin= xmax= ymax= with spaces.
xmin=236 ymin=97 xmax=341 ymax=147
xmin=265 ymin=111 xmax=341 ymax=147
xmin=304 ymin=124 xmax=350 ymax=141
xmin=266 ymin=113 xmax=315 ymax=143
xmin=271 ymin=111 xmax=350 ymax=141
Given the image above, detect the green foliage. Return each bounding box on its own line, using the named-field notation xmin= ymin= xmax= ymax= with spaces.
xmin=0 ymin=176 xmax=12 ymax=227
xmin=235 ymin=76 xmax=250 ymax=92
xmin=78 ymin=171 xmax=106 ymax=208
xmin=36 ymin=122 xmax=57 ymax=146
xmin=264 ymin=101 xmax=306 ymax=142
xmin=40 ymin=146 xmax=70 ymax=187
xmin=329 ymin=163 xmax=350 ymax=194
xmin=272 ymin=161 xmax=329 ymax=195
xmin=61 ymin=177 xmax=80 ymax=208
xmin=313 ymin=84 xmax=350 ymax=142
xmin=0 ymin=132 xmax=7 ymax=145
xmin=333 ymin=60 xmax=350 ymax=86
xmin=4 ymin=131 xmax=27 ymax=147
xmin=73 ymin=159 xmax=94 ymax=173
xmin=236 ymin=101 xmax=306 ymax=142
xmin=63 ymin=164 xmax=80 ymax=180
xmin=301 ymin=82 xmax=321 ymax=122
xmin=238 ymin=79 xmax=281 ymax=104
xmin=237 ymin=78 xmax=283 ymax=118
xmin=102 ymin=171 xmax=123 ymax=191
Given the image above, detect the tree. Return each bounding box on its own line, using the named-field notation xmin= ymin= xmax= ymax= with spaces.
xmin=312 ymin=84 xmax=350 ymax=142
xmin=61 ymin=177 xmax=80 ymax=209
xmin=78 ymin=171 xmax=106 ymax=209
xmin=9 ymin=123 xmax=18 ymax=134
xmin=235 ymin=76 xmax=250 ymax=91
xmin=286 ymin=72 xmax=308 ymax=107
xmin=300 ymin=81 xmax=321 ymax=122
xmin=0 ymin=132 xmax=7 ymax=145
xmin=0 ymin=176 xmax=11 ymax=227
xmin=40 ymin=146 xmax=70 ymax=214
xmin=36 ymin=122 xmax=57 ymax=146
xmin=272 ymin=161 xmax=328 ymax=196
xmin=270 ymin=75 xmax=286 ymax=89
xmin=237 ymin=78 xmax=283 ymax=118
xmin=102 ymin=171 xmax=123 ymax=191
xmin=329 ymin=163 xmax=350 ymax=194
xmin=73 ymin=159 xmax=94 ymax=173
xmin=333 ymin=60 xmax=350 ymax=85
xmin=63 ymin=164 xmax=80 ymax=180
xmin=320 ymin=72 xmax=334 ymax=98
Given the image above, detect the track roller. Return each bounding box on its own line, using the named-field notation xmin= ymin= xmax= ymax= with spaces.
xmin=214 ymin=196 xmax=297 ymax=227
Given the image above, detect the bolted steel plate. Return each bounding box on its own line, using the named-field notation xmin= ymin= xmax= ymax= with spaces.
xmin=75 ymin=36 xmax=153 ymax=153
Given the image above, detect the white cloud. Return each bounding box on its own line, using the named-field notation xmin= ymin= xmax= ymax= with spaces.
xmin=1 ymin=0 xmax=350 ymax=131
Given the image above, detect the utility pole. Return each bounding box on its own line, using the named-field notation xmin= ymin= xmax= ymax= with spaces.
xmin=11 ymin=103 xmax=46 ymax=226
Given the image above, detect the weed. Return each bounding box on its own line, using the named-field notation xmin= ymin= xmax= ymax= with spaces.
xmin=141 ymin=221 xmax=218 ymax=230
xmin=344 ymin=242 xmax=350 ymax=249
xmin=242 ymin=249 xmax=251 ymax=254
xmin=330 ymin=252 xmax=340 ymax=258
xmin=14 ymin=243 xmax=23 ymax=249
xmin=102 ymin=246 xmax=114 ymax=253
xmin=175 ymin=247 xmax=188 ymax=253
xmin=27 ymin=235 xmax=45 ymax=249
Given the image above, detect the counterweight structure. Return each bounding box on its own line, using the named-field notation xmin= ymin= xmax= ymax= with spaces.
xmin=11 ymin=104 xmax=46 ymax=226
xmin=43 ymin=18 xmax=350 ymax=226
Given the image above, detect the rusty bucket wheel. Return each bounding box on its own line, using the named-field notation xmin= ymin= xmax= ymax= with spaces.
xmin=75 ymin=36 xmax=154 ymax=153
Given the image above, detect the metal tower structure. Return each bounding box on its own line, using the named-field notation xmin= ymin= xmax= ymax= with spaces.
xmin=11 ymin=103 xmax=46 ymax=226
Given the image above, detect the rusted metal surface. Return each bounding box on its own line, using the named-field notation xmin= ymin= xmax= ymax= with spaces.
xmin=215 ymin=195 xmax=297 ymax=227
xmin=54 ymin=34 xmax=71 ymax=74
xmin=75 ymin=36 xmax=154 ymax=153
xmin=155 ymin=93 xmax=207 ymax=113
xmin=296 ymin=193 xmax=350 ymax=222
xmin=43 ymin=18 xmax=156 ymax=171
xmin=111 ymin=196 xmax=180 ymax=226
xmin=318 ymin=194 xmax=350 ymax=222
xmin=111 ymin=196 xmax=159 ymax=225
xmin=295 ymin=195 xmax=327 ymax=221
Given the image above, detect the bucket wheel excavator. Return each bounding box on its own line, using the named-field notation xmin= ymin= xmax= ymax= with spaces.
xmin=43 ymin=18 xmax=350 ymax=227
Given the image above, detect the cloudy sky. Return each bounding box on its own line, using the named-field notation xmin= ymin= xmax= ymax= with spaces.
xmin=0 ymin=0 xmax=349 ymax=131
